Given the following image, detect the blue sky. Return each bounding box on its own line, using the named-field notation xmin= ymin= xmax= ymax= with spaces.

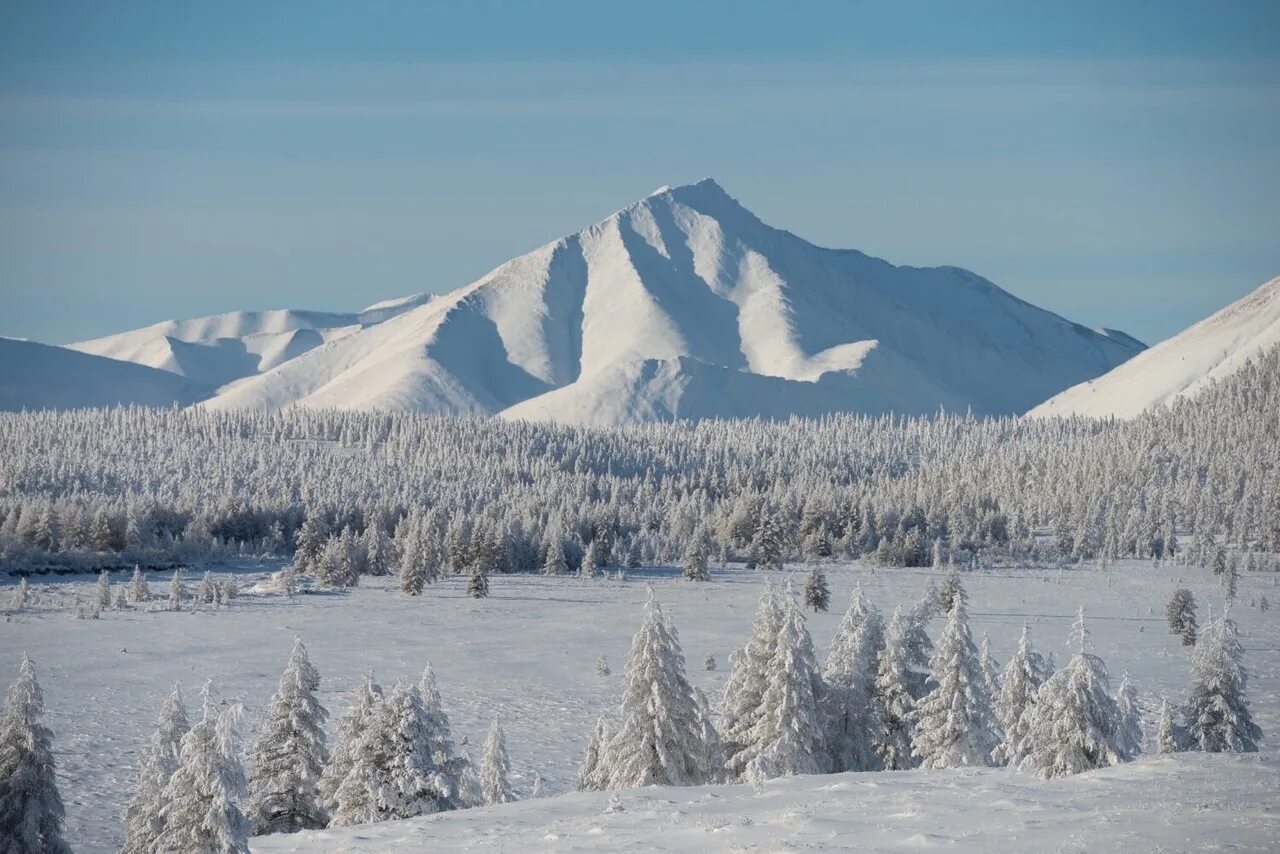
xmin=2 ymin=1 xmax=1278 ymax=344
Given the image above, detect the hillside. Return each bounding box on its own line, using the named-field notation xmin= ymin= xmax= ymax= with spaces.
xmin=1027 ymin=276 xmax=1280 ymax=419
xmin=201 ymin=179 xmax=1142 ymax=421
xmin=0 ymin=337 xmax=205 ymax=411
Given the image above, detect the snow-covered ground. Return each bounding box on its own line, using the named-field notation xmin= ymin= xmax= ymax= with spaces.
xmin=3 ymin=560 xmax=1276 ymax=852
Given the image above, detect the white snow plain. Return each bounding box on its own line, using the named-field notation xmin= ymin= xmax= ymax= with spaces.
xmin=3 ymin=560 xmax=1276 ymax=852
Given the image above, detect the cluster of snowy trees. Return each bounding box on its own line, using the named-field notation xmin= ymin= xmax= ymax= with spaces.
xmin=0 ymin=641 xmax=525 ymax=852
xmin=2 ymin=348 xmax=1277 ymax=580
xmin=579 ymin=576 xmax=1263 ymax=796
xmin=5 ymin=566 xmax=241 ymax=620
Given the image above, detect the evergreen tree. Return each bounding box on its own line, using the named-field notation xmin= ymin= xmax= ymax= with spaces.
xmin=577 ymin=716 xmax=612 ymax=791
xmin=467 ymin=563 xmax=489 ymax=599
xmin=291 ymin=513 xmax=327 ymax=576
xmin=1156 ymin=698 xmax=1178 ymax=753
xmin=750 ymin=513 xmax=785 ymax=571
xmin=937 ymin=568 xmax=967 ymax=614
xmin=542 ymin=536 xmax=568 ymax=576
xmin=122 ymin=685 xmax=190 ymax=853
xmin=704 ymin=654 xmax=716 ymax=672
xmin=417 ymin=664 xmax=472 ymax=807
xmin=317 ymin=672 xmax=383 ymax=814
xmin=363 ymin=523 xmax=391 ymax=577
xmin=599 ymin=589 xmax=716 ymax=787
xmin=1181 ymin=611 xmax=1261 ymax=752
xmin=157 ymin=691 xmax=251 ymax=853
xmin=872 ymin=607 xmax=918 ymax=770
xmin=479 ymin=719 xmax=515 ymax=805
xmin=741 ymin=587 xmax=827 ymax=778
xmin=1115 ymin=672 xmax=1143 ymax=761
xmin=96 ymin=570 xmax=112 ymax=610
xmin=979 ymin=632 xmax=1001 ymax=701
xmin=595 ymin=654 xmax=610 ymax=677
xmin=247 ymin=639 xmax=329 ymax=834
xmin=901 ymin=600 xmax=936 ymax=701
xmin=911 ymin=598 xmax=998 ymax=769
xmin=114 ymin=585 xmax=129 ymax=610
xmin=992 ymin=625 xmax=1049 ymax=766
xmin=11 ymin=577 xmax=30 ymax=611
xmin=803 ymin=568 xmax=830 ymax=612
xmin=0 ymin=655 xmax=70 ymax=854
xmin=579 ymin=540 xmax=599 ymax=579
xmin=530 ymin=770 xmax=544 ymax=798
xmin=1018 ymin=609 xmax=1126 ymax=778
xmin=822 ymin=584 xmax=884 ymax=772
xmin=167 ymin=569 xmax=185 ymax=611
xmin=1165 ymin=588 xmax=1198 ymax=645
xmin=378 ymin=683 xmax=458 ymax=817
xmin=721 ymin=583 xmax=783 ymax=778
xmin=682 ymin=535 xmax=710 ymax=582
xmin=199 ymin=570 xmax=217 ymax=605
xmin=129 ymin=565 xmax=152 ymax=604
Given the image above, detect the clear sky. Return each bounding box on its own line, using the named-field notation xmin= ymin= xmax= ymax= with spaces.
xmin=2 ymin=0 xmax=1278 ymax=345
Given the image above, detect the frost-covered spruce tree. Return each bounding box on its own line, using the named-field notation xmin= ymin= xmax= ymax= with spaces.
xmin=467 ymin=562 xmax=489 ymax=598
xmin=992 ymin=625 xmax=1049 ymax=766
xmin=872 ymin=606 xmax=919 ymax=770
xmin=803 ymin=568 xmax=830 ymax=612
xmin=694 ymin=687 xmax=725 ymax=784
xmin=114 ymin=585 xmax=129 ymax=610
xmin=595 ymin=654 xmax=610 ymax=677
xmin=158 ymin=695 xmax=251 ymax=853
xmin=0 ymin=655 xmax=70 ymax=854
xmin=1115 ymin=672 xmax=1143 ymax=761
xmin=200 ymin=571 xmax=217 ymax=605
xmin=379 ymin=682 xmax=458 ymax=817
xmin=1181 ymin=611 xmax=1261 ymax=752
xmin=96 ymin=570 xmax=112 ymax=610
xmin=579 ymin=540 xmax=600 ymax=579
xmin=1018 ymin=609 xmax=1126 ymax=778
xmin=11 ymin=577 xmax=30 ymax=611
xmin=750 ymin=513 xmax=785 ymax=571
xmin=600 ymin=588 xmax=715 ymax=788
xmin=721 ymin=582 xmax=783 ymax=778
xmin=936 ymin=568 xmax=967 ymax=614
xmin=480 ymin=719 xmax=515 ymax=805
xmin=401 ymin=544 xmax=427 ymax=595
xmin=291 ymin=513 xmax=326 ymax=576
xmin=318 ymin=672 xmax=383 ymax=814
xmin=704 ymin=654 xmax=716 ymax=672
xmin=682 ymin=535 xmax=710 ymax=582
xmin=247 ymin=638 xmax=329 ymax=834
xmin=1165 ymin=588 xmax=1197 ymax=645
xmin=542 ymin=536 xmax=568 ymax=576
xmin=1156 ymin=698 xmax=1178 ymax=753
xmin=530 ymin=770 xmax=544 ymax=798
xmin=331 ymin=682 xmax=449 ymax=825
xmin=979 ymin=633 xmax=1001 ymax=701
xmin=167 ymin=569 xmax=185 ymax=611
xmin=129 ymin=565 xmax=151 ymax=604
xmin=416 ymin=663 xmax=472 ymax=806
xmin=823 ymin=584 xmax=884 ymax=772
xmin=363 ymin=523 xmax=391 ymax=577
xmin=577 ymin=716 xmax=612 ymax=791
xmin=911 ymin=598 xmax=998 ymax=769
xmin=742 ymin=587 xmax=827 ymax=778
xmin=122 ymin=685 xmax=190 ymax=853
xmin=902 ymin=599 xmax=936 ymax=701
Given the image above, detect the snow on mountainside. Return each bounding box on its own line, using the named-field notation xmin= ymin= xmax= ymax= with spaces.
xmin=1027 ymin=276 xmax=1280 ymax=419
xmin=0 ymin=338 xmax=205 ymax=411
xmin=202 ymin=179 xmax=1143 ymax=422
xmin=68 ymin=296 xmax=433 ymax=388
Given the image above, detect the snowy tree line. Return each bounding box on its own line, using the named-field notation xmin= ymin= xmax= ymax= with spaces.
xmin=1 ymin=573 xmax=1263 ymax=851
xmin=579 ymin=577 xmax=1261 ymax=796
xmin=1 ymin=347 xmax=1276 ymax=581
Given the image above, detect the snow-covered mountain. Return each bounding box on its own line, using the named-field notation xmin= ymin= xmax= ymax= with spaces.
xmin=1027 ymin=276 xmax=1280 ymax=419
xmin=194 ymin=179 xmax=1141 ymax=422
xmin=68 ymin=297 xmax=433 ymax=388
xmin=0 ymin=337 xmax=205 ymax=411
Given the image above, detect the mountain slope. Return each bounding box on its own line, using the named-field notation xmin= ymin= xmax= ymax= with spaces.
xmin=203 ymin=179 xmax=1142 ymax=422
xmin=0 ymin=338 xmax=205 ymax=411
xmin=1027 ymin=276 xmax=1280 ymax=419
xmin=68 ymin=296 xmax=434 ymax=387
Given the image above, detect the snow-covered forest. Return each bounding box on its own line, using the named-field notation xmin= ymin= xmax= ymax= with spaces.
xmin=1 ymin=346 xmax=1276 ymax=852
xmin=2 ymin=347 xmax=1276 ymax=582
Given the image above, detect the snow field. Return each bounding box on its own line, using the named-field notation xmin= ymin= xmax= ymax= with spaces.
xmin=2 ymin=559 xmax=1276 ymax=851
